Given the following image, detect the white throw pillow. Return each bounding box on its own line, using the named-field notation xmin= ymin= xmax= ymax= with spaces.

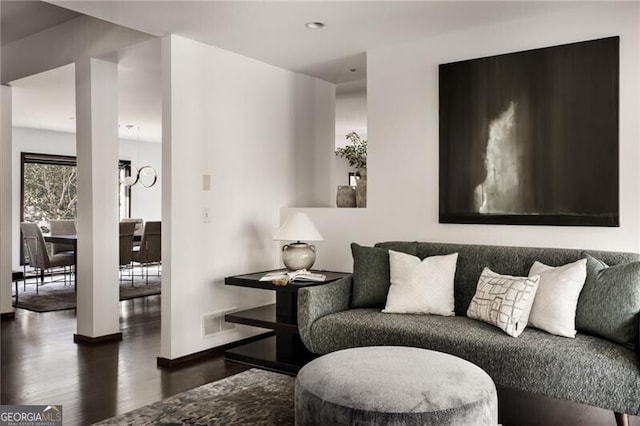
xmin=527 ymin=259 xmax=587 ymax=338
xmin=467 ymin=268 xmax=540 ymax=337
xmin=382 ymin=251 xmax=458 ymax=316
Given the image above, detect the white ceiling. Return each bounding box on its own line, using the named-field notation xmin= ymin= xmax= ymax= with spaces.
xmin=11 ymin=38 xmax=162 ymax=142
xmin=0 ymin=0 xmax=80 ymax=45
xmin=10 ymin=63 xmax=76 ymax=135
xmin=6 ymin=1 xmax=585 ymax=143
xmin=50 ymin=0 xmax=581 ymax=84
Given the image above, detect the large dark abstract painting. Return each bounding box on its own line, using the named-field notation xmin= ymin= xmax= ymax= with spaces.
xmin=439 ymin=37 xmax=619 ymax=226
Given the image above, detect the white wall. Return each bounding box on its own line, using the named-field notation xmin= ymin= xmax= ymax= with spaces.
xmin=11 ymin=127 xmax=162 ymax=268
xmin=161 ymin=35 xmax=334 ymax=359
xmin=334 ymin=88 xmax=367 ymax=191
xmin=119 ymin=138 xmax=162 ymax=220
xmin=335 ymin=89 xmax=367 ymax=150
xmin=288 ymin=2 xmax=640 ymax=273
xmin=1 ymin=86 xmax=13 ymax=315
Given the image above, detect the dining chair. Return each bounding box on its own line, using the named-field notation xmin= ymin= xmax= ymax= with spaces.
xmin=20 ymin=222 xmax=75 ymax=293
xmin=49 ymin=220 xmax=76 ymax=284
xmin=121 ymin=218 xmax=143 ymax=247
xmin=12 ymin=270 xmax=24 ymax=302
xmin=131 ymin=221 xmax=161 ymax=285
xmin=119 ymin=221 xmax=137 ymax=285
xmin=49 ymin=220 xmax=76 ymax=254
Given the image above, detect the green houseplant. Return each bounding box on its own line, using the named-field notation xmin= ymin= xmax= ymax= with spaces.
xmin=335 ymin=132 xmax=367 ymax=208
xmin=335 ymin=132 xmax=367 ymax=172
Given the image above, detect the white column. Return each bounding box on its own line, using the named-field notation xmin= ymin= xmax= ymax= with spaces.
xmin=75 ymin=58 xmax=120 ymax=341
xmin=159 ymin=35 xmax=173 ymax=359
xmin=0 ymin=86 xmax=13 ymax=317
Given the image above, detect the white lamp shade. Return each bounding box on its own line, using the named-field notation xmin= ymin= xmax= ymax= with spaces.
xmin=273 ymin=212 xmax=324 ymax=242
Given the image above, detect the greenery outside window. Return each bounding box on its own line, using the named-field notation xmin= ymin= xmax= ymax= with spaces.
xmin=21 ymin=153 xmax=132 ymax=234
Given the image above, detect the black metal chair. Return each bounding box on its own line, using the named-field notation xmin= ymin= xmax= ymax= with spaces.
xmin=131 ymin=221 xmax=161 ymax=285
xmin=20 ymin=222 xmax=74 ymax=293
xmin=119 ymin=221 xmax=137 ymax=285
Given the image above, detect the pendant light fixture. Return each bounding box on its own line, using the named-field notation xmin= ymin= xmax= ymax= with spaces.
xmin=121 ymin=125 xmax=157 ymax=188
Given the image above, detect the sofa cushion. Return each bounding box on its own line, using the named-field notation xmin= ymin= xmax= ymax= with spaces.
xmin=309 ymin=309 xmax=640 ymax=415
xmin=576 ymin=253 xmax=640 ymax=350
xmin=528 ymin=259 xmax=587 ymax=338
xmin=383 ymin=251 xmax=457 ymax=316
xmin=400 ymin=242 xmax=640 ymax=316
xmin=467 ymin=268 xmax=539 ymax=337
xmin=351 ymin=242 xmax=417 ymax=308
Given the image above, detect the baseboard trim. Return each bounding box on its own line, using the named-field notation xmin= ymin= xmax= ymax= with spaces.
xmin=156 ymin=331 xmax=275 ymax=369
xmin=1 ymin=312 xmax=15 ymax=320
xmin=74 ymin=332 xmax=123 ymax=344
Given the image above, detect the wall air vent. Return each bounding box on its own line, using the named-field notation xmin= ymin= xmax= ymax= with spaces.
xmin=202 ymin=308 xmax=236 ymax=337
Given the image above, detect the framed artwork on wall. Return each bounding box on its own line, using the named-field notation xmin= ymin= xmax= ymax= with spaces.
xmin=439 ymin=36 xmax=619 ymax=226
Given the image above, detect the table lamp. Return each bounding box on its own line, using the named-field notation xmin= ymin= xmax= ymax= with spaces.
xmin=273 ymin=212 xmax=324 ymax=271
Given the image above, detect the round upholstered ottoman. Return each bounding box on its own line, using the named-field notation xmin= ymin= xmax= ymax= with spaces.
xmin=295 ymin=346 xmax=497 ymax=426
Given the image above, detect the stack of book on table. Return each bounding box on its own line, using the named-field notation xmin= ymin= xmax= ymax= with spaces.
xmin=259 ymin=269 xmax=326 ymax=283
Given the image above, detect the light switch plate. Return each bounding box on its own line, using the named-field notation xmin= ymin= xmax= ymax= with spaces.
xmin=202 ymin=174 xmax=211 ymax=191
xmin=203 ymin=207 xmax=211 ymax=223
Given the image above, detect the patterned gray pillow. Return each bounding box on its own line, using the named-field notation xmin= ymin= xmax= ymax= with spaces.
xmin=576 ymin=253 xmax=640 ymax=350
xmin=467 ymin=267 xmax=540 ymax=337
xmin=351 ymin=242 xmax=417 ymax=308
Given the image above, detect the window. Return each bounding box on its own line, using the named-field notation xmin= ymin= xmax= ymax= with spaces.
xmin=21 ymin=153 xmax=132 ymax=233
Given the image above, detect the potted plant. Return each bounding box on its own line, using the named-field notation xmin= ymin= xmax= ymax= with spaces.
xmin=335 ymin=132 xmax=367 ymax=207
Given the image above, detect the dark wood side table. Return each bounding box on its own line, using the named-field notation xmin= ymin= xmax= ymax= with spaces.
xmin=224 ymin=270 xmax=349 ymax=375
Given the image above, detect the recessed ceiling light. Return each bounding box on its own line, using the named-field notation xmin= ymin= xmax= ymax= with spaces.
xmin=305 ymin=21 xmax=326 ymax=29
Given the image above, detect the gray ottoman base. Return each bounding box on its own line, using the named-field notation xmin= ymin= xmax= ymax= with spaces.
xmin=295 ymin=346 xmax=497 ymax=426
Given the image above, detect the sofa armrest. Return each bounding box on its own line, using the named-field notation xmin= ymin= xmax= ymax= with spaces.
xmin=297 ymin=275 xmax=353 ymax=354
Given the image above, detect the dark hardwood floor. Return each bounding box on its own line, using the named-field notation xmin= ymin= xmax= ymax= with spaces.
xmin=1 ymin=295 xmax=638 ymax=425
xmin=1 ymin=295 xmax=248 ymax=425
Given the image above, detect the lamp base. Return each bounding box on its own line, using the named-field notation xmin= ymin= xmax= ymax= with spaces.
xmin=282 ymin=242 xmax=316 ymax=271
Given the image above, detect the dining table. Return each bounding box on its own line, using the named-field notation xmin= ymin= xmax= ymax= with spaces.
xmin=43 ymin=234 xmax=141 ymax=290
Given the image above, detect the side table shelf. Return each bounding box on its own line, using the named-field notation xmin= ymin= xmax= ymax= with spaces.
xmin=224 ymin=270 xmax=349 ymax=375
xmin=225 ymin=304 xmax=298 ymax=333
xmin=225 ymin=336 xmax=314 ymax=375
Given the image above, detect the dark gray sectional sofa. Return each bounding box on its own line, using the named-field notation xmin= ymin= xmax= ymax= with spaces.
xmin=297 ymin=241 xmax=640 ymax=423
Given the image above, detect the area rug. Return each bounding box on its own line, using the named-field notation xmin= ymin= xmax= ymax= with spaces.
xmin=12 ymin=274 xmax=161 ymax=313
xmin=93 ymin=369 xmax=295 ymax=425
